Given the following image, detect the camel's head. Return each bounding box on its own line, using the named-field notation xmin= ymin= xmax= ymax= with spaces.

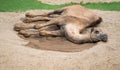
xmin=90 ymin=28 xmax=108 ymax=43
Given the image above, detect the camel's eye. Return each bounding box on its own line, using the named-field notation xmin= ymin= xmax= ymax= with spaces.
xmin=95 ymin=30 xmax=99 ymax=34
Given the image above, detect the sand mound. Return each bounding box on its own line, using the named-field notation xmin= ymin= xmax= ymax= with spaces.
xmin=0 ymin=10 xmax=120 ymax=70
xmin=39 ymin=0 xmax=120 ymax=5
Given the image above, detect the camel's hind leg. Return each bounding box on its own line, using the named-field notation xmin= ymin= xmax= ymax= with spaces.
xmin=25 ymin=8 xmax=65 ymax=18
xmin=22 ymin=17 xmax=52 ymax=23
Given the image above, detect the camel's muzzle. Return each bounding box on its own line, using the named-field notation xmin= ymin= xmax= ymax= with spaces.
xmin=100 ymin=34 xmax=108 ymax=42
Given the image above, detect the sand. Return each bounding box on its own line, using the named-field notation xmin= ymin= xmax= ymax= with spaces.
xmin=0 ymin=10 xmax=120 ymax=70
xmin=39 ymin=0 xmax=120 ymax=5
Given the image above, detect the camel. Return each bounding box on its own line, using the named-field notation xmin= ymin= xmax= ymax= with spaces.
xmin=14 ymin=5 xmax=108 ymax=44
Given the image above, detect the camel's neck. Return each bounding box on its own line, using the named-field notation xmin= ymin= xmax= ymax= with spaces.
xmin=63 ymin=24 xmax=92 ymax=44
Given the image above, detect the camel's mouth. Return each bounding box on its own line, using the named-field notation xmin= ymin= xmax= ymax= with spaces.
xmin=100 ymin=34 xmax=108 ymax=42
xmin=20 ymin=36 xmax=96 ymax=52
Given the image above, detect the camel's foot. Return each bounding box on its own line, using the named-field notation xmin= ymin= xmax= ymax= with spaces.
xmin=14 ymin=23 xmax=36 ymax=31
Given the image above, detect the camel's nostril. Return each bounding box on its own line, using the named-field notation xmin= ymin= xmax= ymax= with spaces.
xmin=100 ymin=34 xmax=108 ymax=42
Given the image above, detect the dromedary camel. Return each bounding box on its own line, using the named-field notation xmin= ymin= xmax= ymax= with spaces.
xmin=14 ymin=5 xmax=108 ymax=44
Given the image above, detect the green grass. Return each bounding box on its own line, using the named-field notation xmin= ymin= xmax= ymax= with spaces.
xmin=0 ymin=0 xmax=120 ymax=12
xmin=81 ymin=2 xmax=120 ymax=11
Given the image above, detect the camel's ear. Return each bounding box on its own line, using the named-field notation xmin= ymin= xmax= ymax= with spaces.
xmin=91 ymin=27 xmax=94 ymax=32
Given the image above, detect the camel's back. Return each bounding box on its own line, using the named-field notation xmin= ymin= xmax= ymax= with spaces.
xmin=62 ymin=5 xmax=100 ymax=24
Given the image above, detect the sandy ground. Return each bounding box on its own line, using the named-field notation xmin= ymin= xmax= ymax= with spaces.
xmin=39 ymin=0 xmax=120 ymax=4
xmin=0 ymin=10 xmax=120 ymax=70
xmin=25 ymin=37 xmax=95 ymax=52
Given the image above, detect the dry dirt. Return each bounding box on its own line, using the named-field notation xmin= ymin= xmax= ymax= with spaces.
xmin=25 ymin=37 xmax=95 ymax=52
xmin=0 ymin=10 xmax=120 ymax=70
xmin=39 ymin=0 xmax=120 ymax=4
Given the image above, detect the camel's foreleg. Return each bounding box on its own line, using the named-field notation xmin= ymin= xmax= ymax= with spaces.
xmin=19 ymin=29 xmax=39 ymax=37
xmin=34 ymin=18 xmax=60 ymax=29
xmin=39 ymin=30 xmax=63 ymax=37
xmin=39 ymin=25 xmax=60 ymax=31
